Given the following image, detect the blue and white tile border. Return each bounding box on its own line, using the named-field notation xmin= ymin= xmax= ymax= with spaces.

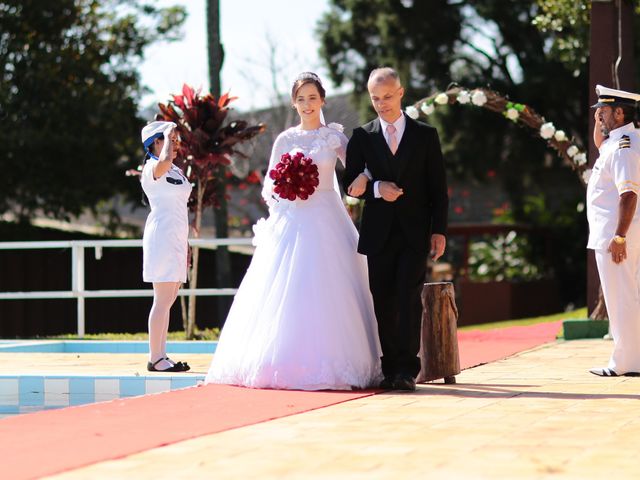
xmin=0 ymin=374 xmax=205 ymax=416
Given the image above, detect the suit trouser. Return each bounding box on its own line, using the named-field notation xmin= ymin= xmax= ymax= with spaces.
xmin=367 ymin=229 xmax=427 ymax=378
xmin=595 ymin=248 xmax=640 ymax=373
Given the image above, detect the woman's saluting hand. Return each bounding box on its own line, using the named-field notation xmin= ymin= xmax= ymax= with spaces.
xmin=152 ymin=124 xmax=178 ymax=179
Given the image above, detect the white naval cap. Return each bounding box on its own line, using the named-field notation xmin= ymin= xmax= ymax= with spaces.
xmin=591 ymin=84 xmax=640 ymax=108
xmin=141 ymin=121 xmax=177 ymax=149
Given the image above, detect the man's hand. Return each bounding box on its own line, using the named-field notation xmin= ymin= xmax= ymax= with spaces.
xmin=378 ymin=181 xmax=403 ymax=202
xmin=593 ymin=109 xmax=604 ymax=149
xmin=607 ymin=238 xmax=627 ymax=264
xmin=430 ymin=234 xmax=446 ymax=261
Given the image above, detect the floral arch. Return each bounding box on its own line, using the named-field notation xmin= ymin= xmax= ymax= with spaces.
xmin=405 ymin=86 xmax=590 ymax=186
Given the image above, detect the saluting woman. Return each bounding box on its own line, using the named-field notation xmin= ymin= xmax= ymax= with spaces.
xmin=140 ymin=121 xmax=192 ymax=372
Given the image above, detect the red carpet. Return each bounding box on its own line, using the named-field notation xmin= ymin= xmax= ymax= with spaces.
xmin=1 ymin=320 xmax=562 ymax=479
xmin=1 ymin=385 xmax=376 ymax=480
xmin=458 ymin=320 xmax=563 ymax=370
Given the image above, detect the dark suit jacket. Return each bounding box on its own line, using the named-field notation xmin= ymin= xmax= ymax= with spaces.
xmin=343 ymin=114 xmax=448 ymax=256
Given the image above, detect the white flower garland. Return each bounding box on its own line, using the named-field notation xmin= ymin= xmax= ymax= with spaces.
xmin=421 ymin=102 xmax=434 ymax=115
xmin=457 ymin=90 xmax=471 ymax=104
xmin=506 ymin=108 xmax=519 ymax=121
xmin=554 ymin=130 xmax=566 ymax=142
xmin=435 ymin=93 xmax=449 ymax=105
xmin=405 ymin=105 xmax=419 ymax=119
xmin=573 ymin=153 xmax=587 ymax=166
xmin=408 ymin=86 xmax=589 ymax=184
xmin=540 ymin=122 xmax=556 ymax=139
xmin=471 ymin=90 xmax=487 ymax=106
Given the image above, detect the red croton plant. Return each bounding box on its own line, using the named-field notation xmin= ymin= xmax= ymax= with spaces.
xmin=156 ymin=84 xmax=265 ymax=337
xmin=158 ymin=84 xmax=265 ymax=212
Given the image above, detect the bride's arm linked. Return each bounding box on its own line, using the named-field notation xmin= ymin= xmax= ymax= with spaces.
xmin=344 ymin=129 xmax=376 ymax=201
xmin=333 ymin=127 xmax=371 ymax=197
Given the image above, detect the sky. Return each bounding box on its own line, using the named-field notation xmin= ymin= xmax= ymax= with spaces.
xmin=139 ymin=0 xmax=341 ymax=113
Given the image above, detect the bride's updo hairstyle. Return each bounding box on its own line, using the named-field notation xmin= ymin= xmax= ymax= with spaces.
xmin=291 ymin=72 xmax=326 ymax=101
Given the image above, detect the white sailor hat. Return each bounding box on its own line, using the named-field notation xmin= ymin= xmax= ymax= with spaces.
xmin=591 ymin=84 xmax=640 ymax=108
xmin=141 ymin=121 xmax=176 ymax=149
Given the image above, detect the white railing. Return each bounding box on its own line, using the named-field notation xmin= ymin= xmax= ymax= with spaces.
xmin=0 ymin=238 xmax=254 ymax=337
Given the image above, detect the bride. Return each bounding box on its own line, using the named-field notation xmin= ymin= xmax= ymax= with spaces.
xmin=205 ymin=72 xmax=382 ymax=390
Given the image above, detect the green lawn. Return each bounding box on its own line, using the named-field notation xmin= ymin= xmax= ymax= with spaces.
xmin=47 ymin=328 xmax=220 ymax=341
xmin=458 ymin=307 xmax=588 ymax=331
xmin=39 ymin=307 xmax=589 ymax=340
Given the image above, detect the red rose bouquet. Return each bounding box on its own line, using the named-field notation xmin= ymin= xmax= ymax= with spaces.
xmin=269 ymin=151 xmax=319 ymax=201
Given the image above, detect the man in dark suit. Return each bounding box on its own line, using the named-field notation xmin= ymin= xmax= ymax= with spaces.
xmin=344 ymin=67 xmax=449 ymax=391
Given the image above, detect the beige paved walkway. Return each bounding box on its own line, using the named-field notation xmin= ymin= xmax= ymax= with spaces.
xmin=0 ymin=352 xmax=211 ymax=376
xmin=43 ymin=339 xmax=640 ymax=480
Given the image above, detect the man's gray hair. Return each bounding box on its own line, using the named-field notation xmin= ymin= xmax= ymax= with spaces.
xmin=368 ymin=67 xmax=400 ymax=85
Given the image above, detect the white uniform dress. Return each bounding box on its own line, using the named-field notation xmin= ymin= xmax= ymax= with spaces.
xmin=586 ymin=122 xmax=640 ymax=374
xmin=206 ymin=125 xmax=383 ymax=390
xmin=141 ymin=159 xmax=192 ymax=283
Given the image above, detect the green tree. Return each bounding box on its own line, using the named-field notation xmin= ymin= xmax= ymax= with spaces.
xmin=533 ymin=0 xmax=640 ymax=85
xmin=0 ymin=0 xmax=185 ymax=224
xmin=317 ymin=0 xmax=591 ymax=305
xmin=532 ymin=0 xmax=591 ymax=74
xmin=318 ymin=0 xmax=462 ymax=118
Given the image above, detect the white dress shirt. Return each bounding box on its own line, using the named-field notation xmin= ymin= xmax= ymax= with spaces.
xmin=372 ymin=114 xmax=406 ymax=198
xmin=587 ymin=122 xmax=640 ymax=250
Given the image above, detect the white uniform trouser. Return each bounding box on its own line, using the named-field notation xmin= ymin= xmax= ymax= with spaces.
xmin=595 ymin=248 xmax=640 ymax=373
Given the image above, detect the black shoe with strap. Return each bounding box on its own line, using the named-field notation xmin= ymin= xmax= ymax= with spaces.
xmin=147 ymin=357 xmax=191 ymax=372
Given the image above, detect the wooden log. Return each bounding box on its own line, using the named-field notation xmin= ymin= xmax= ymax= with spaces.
xmin=417 ymin=282 xmax=461 ymax=383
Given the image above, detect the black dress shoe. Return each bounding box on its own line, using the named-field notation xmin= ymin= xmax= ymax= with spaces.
xmin=379 ymin=377 xmax=395 ymax=390
xmin=393 ymin=374 xmax=416 ymax=391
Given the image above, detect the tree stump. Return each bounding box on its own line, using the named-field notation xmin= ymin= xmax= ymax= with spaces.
xmin=417 ymin=282 xmax=460 ymax=384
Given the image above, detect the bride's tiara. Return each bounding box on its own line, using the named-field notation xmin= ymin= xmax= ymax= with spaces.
xmin=295 ymin=72 xmax=322 ymax=84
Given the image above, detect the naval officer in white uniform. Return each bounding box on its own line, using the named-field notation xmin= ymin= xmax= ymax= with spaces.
xmin=140 ymin=121 xmax=192 ymax=372
xmin=587 ymin=85 xmax=640 ymax=377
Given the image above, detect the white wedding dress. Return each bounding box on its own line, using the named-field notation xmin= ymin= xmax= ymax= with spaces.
xmin=206 ymin=124 xmax=382 ymax=390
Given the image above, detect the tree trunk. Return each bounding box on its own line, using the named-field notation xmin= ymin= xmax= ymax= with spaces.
xmin=417 ymin=282 xmax=460 ymax=384
xmin=207 ymin=0 xmax=232 ymax=326
xmin=186 ymin=245 xmax=200 ymax=338
xmin=213 ymin=170 xmax=232 ymax=326
xmin=181 ymin=182 xmax=205 ymax=339
xmin=207 ymin=0 xmax=223 ymax=98
xmin=589 ymin=286 xmax=609 ymax=321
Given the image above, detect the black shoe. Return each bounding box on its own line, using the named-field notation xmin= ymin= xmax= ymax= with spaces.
xmin=379 ymin=377 xmax=395 ymax=390
xmin=393 ymin=373 xmax=416 ymax=391
xmin=589 ymin=367 xmax=618 ymax=377
xmin=147 ymin=358 xmax=191 ymax=372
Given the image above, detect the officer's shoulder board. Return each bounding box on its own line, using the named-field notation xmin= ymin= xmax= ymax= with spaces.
xmin=619 ymin=135 xmax=631 ymax=150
